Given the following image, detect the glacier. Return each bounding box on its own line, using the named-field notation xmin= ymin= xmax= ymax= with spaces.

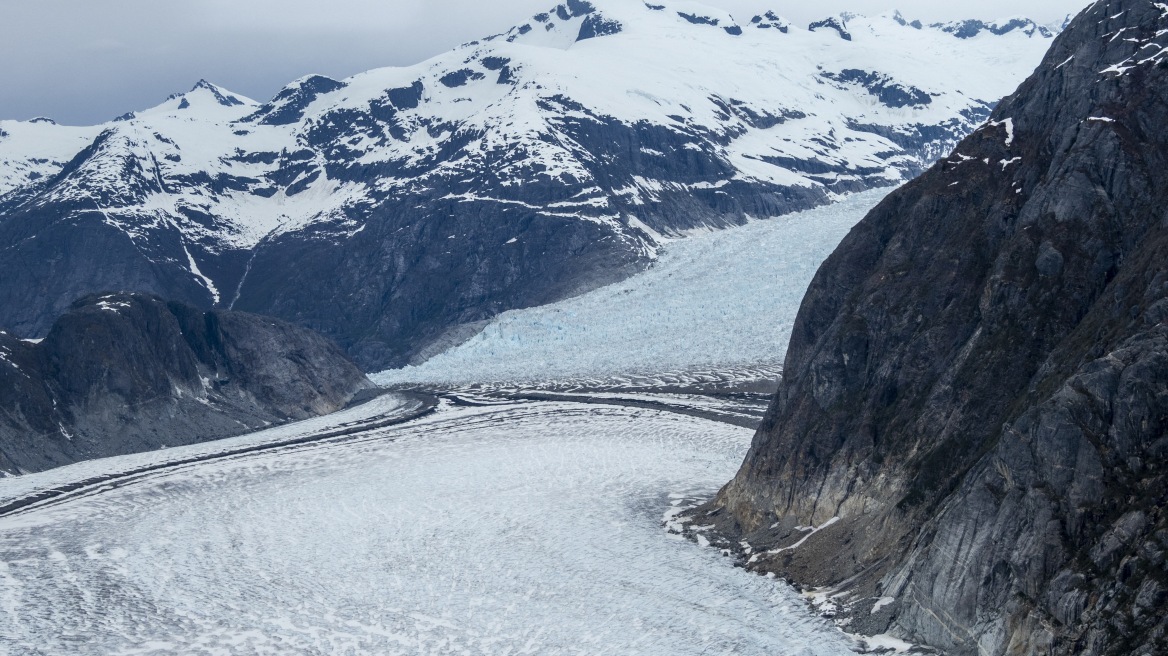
xmin=375 ymin=187 xmax=891 ymax=386
xmin=0 ymin=395 xmax=858 ymax=655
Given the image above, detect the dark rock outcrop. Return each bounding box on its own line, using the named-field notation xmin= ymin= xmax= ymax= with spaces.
xmin=693 ymin=2 xmax=1168 ymax=654
xmin=244 ymin=75 xmax=347 ymax=126
xmin=821 ymin=69 xmax=933 ymax=108
xmin=750 ymin=12 xmax=789 ymax=32
xmin=577 ymin=13 xmax=623 ymax=40
xmin=808 ymin=17 xmax=851 ymax=41
xmin=0 ymin=293 xmax=373 ymax=475
xmin=932 ymin=18 xmax=1054 ymax=40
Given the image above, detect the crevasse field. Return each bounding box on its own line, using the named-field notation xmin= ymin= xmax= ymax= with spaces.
xmin=375 ymin=188 xmax=890 ymax=386
xmin=0 ymin=397 xmax=858 ymax=655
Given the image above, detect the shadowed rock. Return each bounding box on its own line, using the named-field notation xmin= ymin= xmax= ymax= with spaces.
xmin=0 ymin=293 xmax=373 ymax=475
xmin=691 ymin=1 xmax=1168 ymax=654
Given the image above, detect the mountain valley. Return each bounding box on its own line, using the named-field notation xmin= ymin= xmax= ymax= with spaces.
xmin=0 ymin=1 xmax=1056 ymax=369
xmin=5 ymin=1 xmax=1165 ymax=655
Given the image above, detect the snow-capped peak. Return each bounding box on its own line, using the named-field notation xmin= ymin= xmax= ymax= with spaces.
xmin=749 ymin=11 xmax=791 ymax=32
xmin=808 ymin=15 xmax=852 ymax=40
xmin=152 ymin=80 xmax=257 ymax=116
xmin=487 ymin=0 xmax=617 ymax=49
xmin=243 ymin=74 xmax=347 ymax=126
xmin=491 ymin=0 xmax=1058 ymax=51
xmin=189 ymin=79 xmax=255 ymax=107
xmin=655 ymin=0 xmax=741 ymax=31
xmin=1049 ymin=13 xmax=1075 ymax=32
xmin=491 ymin=0 xmax=789 ymax=49
xmin=889 ymin=10 xmax=923 ymax=29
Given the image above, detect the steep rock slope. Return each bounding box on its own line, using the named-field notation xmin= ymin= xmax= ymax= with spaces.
xmin=0 ymin=293 xmax=372 ymax=474
xmin=697 ymin=1 xmax=1168 ymax=654
xmin=0 ymin=1 xmax=1055 ymax=369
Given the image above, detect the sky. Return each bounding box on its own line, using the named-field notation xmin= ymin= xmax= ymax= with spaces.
xmin=1 ymin=0 xmax=1093 ymax=126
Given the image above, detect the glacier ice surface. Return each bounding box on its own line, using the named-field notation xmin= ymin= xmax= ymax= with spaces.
xmin=375 ymin=188 xmax=892 ymax=386
xmin=0 ymin=400 xmax=857 ymax=655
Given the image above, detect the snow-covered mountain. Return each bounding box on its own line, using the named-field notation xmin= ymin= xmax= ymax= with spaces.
xmin=0 ymin=0 xmax=1058 ymax=369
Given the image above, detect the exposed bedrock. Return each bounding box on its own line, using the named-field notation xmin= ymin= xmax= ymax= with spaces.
xmin=0 ymin=292 xmax=372 ymax=474
xmin=693 ymin=2 xmax=1168 ymax=654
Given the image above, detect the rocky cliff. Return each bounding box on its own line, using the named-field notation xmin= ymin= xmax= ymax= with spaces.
xmin=691 ymin=1 xmax=1168 ymax=654
xmin=0 ymin=293 xmax=373 ymax=474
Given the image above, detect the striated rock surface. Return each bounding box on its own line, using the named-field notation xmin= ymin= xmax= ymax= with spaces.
xmin=0 ymin=292 xmax=373 ymax=474
xmin=693 ymin=2 xmax=1168 ymax=654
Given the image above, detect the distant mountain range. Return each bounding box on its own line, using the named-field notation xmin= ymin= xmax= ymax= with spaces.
xmin=0 ymin=1 xmax=1057 ymax=369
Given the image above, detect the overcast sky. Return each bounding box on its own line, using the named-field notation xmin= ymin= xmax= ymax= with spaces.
xmin=1 ymin=0 xmax=1092 ymax=125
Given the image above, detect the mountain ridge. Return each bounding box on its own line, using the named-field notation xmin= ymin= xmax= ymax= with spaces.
xmin=0 ymin=0 xmax=1057 ymax=369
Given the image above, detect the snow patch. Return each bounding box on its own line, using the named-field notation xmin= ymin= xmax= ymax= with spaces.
xmin=96 ymin=300 xmax=131 ymax=313
xmin=0 ymin=347 xmax=20 ymax=372
xmin=181 ymin=242 xmax=220 ymax=304
xmin=759 ymin=516 xmax=841 ymax=558
xmin=856 ymin=633 xmax=915 ymax=653
xmin=988 ymin=117 xmax=1015 ymax=146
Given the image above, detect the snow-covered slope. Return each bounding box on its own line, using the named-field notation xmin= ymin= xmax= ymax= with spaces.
xmin=0 ymin=118 xmax=98 ymax=197
xmin=0 ymin=0 xmax=1059 ymax=368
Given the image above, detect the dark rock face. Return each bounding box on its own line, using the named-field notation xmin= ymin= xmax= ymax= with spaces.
xmin=577 ymin=14 xmax=623 ymax=40
xmin=386 ymin=81 xmax=424 ymax=110
xmin=244 ymin=75 xmax=347 ymax=125
xmin=565 ymin=0 xmax=595 ymax=15
xmin=808 ymin=17 xmax=851 ymax=41
xmin=191 ymin=79 xmax=247 ymax=106
xmin=751 ymin=12 xmax=789 ymax=32
xmin=698 ymin=2 xmax=1168 ymax=654
xmin=677 ymin=11 xmax=719 ymax=26
xmin=821 ymin=69 xmax=932 ymax=108
xmin=480 ymin=56 xmax=510 ymax=70
xmin=230 ymin=198 xmax=645 ymax=368
xmin=933 ymin=17 xmax=1054 ymax=39
xmin=0 ymin=293 xmax=372 ymax=475
xmin=439 ymin=69 xmax=485 ymax=88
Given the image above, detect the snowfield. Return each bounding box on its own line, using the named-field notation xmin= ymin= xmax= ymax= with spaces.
xmin=0 ymin=397 xmax=856 ymax=655
xmin=375 ymin=187 xmax=891 ymax=385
